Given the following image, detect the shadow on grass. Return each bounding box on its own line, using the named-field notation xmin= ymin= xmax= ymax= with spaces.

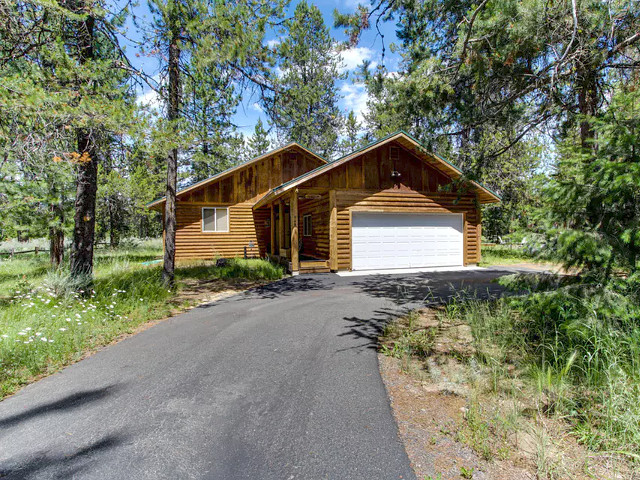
xmin=0 ymin=431 xmax=130 ymax=479
xmin=0 ymin=263 xmax=51 ymax=287
xmin=95 ymin=253 xmax=162 ymax=264
xmin=0 ymin=384 xmax=123 ymax=430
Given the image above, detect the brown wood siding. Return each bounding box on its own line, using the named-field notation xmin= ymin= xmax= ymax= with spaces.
xmin=335 ymin=189 xmax=482 ymax=269
xmin=173 ymin=148 xmax=324 ymax=260
xmin=298 ymin=192 xmax=330 ymax=259
xmin=304 ymin=141 xmax=454 ymax=193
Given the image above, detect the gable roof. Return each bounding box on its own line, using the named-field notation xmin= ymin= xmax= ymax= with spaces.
xmin=146 ymin=142 xmax=328 ymax=210
xmin=253 ymin=131 xmax=501 ymax=209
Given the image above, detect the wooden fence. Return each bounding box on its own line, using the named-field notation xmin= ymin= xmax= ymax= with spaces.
xmin=0 ymin=242 xmax=111 ymax=258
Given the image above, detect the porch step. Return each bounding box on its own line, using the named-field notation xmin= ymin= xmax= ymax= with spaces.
xmin=299 ymin=259 xmax=330 ymax=274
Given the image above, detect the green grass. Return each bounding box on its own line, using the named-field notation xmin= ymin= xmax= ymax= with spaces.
xmin=479 ymin=245 xmax=552 ymax=266
xmin=381 ymin=275 xmax=640 ymax=472
xmin=0 ymin=242 xmax=283 ymax=397
xmin=443 ymin=278 xmax=640 ymax=457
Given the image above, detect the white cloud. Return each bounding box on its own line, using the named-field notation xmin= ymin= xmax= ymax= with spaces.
xmin=338 ymin=47 xmax=376 ymax=73
xmin=266 ymin=38 xmax=281 ymax=49
xmin=251 ymin=102 xmax=264 ymax=113
xmin=136 ymin=88 xmax=162 ymax=113
xmin=340 ymin=82 xmax=369 ymax=123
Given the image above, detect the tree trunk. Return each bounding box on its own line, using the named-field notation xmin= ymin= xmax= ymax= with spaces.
xmin=108 ymin=197 xmax=121 ymax=248
xmin=577 ymin=68 xmax=598 ymax=149
xmin=70 ymin=130 xmax=98 ymax=277
xmin=162 ymin=21 xmax=181 ymax=287
xmin=69 ymin=4 xmax=98 ymax=279
xmin=49 ymin=199 xmax=64 ymax=267
xmin=50 ymin=226 xmax=64 ymax=267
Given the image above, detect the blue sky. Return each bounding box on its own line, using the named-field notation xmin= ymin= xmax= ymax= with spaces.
xmin=121 ymin=0 xmax=402 ymax=140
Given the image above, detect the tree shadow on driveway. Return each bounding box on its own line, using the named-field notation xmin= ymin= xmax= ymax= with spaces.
xmin=338 ymin=307 xmax=413 ymax=354
xmin=0 ymin=384 xmax=123 ymax=430
xmin=350 ymin=269 xmax=517 ymax=306
xmin=0 ymin=432 xmax=130 ymax=480
xmin=339 ymin=268 xmax=523 ymax=352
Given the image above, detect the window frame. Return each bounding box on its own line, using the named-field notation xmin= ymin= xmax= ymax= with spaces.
xmin=201 ymin=207 xmax=230 ymax=233
xmin=303 ymin=214 xmax=312 ymax=237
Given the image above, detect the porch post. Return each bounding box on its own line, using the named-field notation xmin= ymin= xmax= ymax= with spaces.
xmin=329 ymin=189 xmax=337 ymax=271
xmin=278 ymin=199 xmax=285 ymax=258
xmin=290 ymin=189 xmax=299 ymax=273
xmin=270 ymin=203 xmax=275 ymax=255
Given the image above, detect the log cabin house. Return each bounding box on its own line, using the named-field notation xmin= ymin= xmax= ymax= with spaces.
xmin=148 ymin=131 xmax=501 ymax=274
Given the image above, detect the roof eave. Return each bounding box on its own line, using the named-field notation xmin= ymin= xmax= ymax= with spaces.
xmin=255 ymin=131 xmax=502 ymax=205
xmin=146 ymin=142 xmax=327 ymax=210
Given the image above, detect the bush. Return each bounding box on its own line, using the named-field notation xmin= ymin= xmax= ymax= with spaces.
xmin=446 ymin=275 xmax=640 ymax=453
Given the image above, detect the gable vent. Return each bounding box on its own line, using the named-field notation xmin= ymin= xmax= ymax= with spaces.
xmin=389 ymin=146 xmax=400 ymax=163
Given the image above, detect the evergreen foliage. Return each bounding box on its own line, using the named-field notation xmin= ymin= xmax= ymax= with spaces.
xmin=245 ymin=118 xmax=272 ymax=160
xmin=265 ymin=1 xmax=344 ymax=158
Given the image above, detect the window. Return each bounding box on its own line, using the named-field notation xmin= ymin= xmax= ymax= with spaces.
xmin=303 ymin=214 xmax=312 ymax=237
xmin=202 ymin=207 xmax=229 ymax=232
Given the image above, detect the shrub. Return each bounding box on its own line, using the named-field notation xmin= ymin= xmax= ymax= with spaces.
xmin=445 ymin=275 xmax=640 ymax=453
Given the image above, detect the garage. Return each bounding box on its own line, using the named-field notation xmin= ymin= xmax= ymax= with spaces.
xmin=351 ymin=212 xmax=464 ymax=270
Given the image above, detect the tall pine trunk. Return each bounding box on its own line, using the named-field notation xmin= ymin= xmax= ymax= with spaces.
xmin=162 ymin=21 xmax=181 ymax=287
xmin=69 ymin=4 xmax=98 ymax=278
xmin=578 ymin=68 xmax=598 ymax=149
xmin=49 ymin=201 xmax=64 ymax=267
xmin=71 ymin=129 xmax=98 ymax=277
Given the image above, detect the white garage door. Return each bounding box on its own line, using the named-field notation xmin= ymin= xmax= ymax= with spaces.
xmin=351 ymin=212 xmax=464 ymax=270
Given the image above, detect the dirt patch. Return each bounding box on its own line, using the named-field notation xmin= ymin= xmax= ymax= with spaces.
xmin=379 ymin=309 xmax=635 ymax=480
xmin=171 ymin=277 xmax=271 ymax=311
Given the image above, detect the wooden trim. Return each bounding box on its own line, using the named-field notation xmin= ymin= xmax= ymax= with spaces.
xmin=201 ymin=207 xmax=230 ymax=233
xmin=270 ymin=204 xmax=275 ymax=255
xmin=477 ymin=209 xmax=482 ymax=264
xmin=290 ymin=190 xmax=299 ymax=272
xmin=348 ymin=209 xmax=353 ymax=271
xmin=329 ymin=189 xmax=337 ymax=271
xmin=463 ymin=212 xmax=468 ymax=266
xmin=278 ymin=200 xmax=285 ymax=257
xmin=253 ymin=132 xmax=500 ymax=209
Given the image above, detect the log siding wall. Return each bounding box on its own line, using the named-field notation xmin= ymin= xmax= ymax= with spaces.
xmin=172 ymin=148 xmax=324 ymax=261
xmin=167 ymin=140 xmax=486 ymax=266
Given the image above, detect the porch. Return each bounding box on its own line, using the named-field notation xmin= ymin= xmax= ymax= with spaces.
xmin=256 ymin=187 xmax=335 ymax=275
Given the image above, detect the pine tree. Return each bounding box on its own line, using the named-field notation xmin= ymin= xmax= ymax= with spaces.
xmin=336 ymin=0 xmax=640 ymax=237
xmin=337 ymin=111 xmax=361 ymax=156
xmin=246 ymin=118 xmax=271 ymax=159
xmin=145 ymin=0 xmax=285 ymax=286
xmin=265 ymin=0 xmax=343 ymax=158
xmin=185 ymin=55 xmax=243 ymax=181
xmin=0 ymin=0 xmax=135 ymax=271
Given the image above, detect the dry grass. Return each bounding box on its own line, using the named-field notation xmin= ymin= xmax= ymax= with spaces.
xmin=379 ymin=308 xmax=637 ymax=480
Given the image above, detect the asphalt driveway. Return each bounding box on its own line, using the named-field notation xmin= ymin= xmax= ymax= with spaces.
xmin=0 ymin=267 xmax=523 ymax=479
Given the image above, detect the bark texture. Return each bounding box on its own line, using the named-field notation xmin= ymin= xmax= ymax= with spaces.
xmin=69 ymin=3 xmax=98 ymax=278
xmin=162 ymin=21 xmax=181 ymax=287
xmin=70 ymin=130 xmax=98 ymax=277
xmin=49 ymin=202 xmax=64 ymax=267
